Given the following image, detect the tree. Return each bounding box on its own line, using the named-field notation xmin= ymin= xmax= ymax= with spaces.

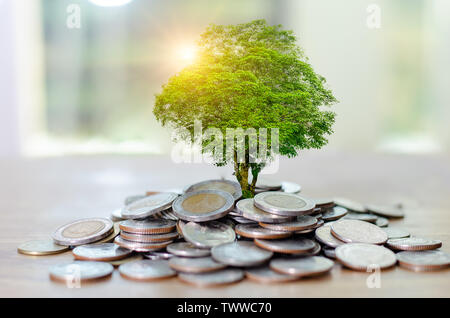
xmin=154 ymin=19 xmax=337 ymax=198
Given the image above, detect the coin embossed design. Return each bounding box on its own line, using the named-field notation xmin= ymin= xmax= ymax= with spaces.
xmin=185 ymin=179 xmax=242 ymax=201
xmin=52 ymin=218 xmax=113 ymax=246
xmin=211 ymin=241 xmax=273 ymax=267
xmin=254 ymin=192 xmax=315 ymax=216
xmin=49 ymin=261 xmax=114 ymax=283
xmin=335 ymin=243 xmax=396 ymax=271
xmin=178 ymin=268 xmax=244 ymax=287
xmin=314 ymin=226 xmax=345 ymax=248
xmin=236 ymin=199 xmax=295 ymax=224
xmin=396 ymin=250 xmax=450 ymax=271
xmin=120 ymin=231 xmax=178 ymax=243
xmin=167 ymin=242 xmax=211 ymax=258
xmin=114 ymin=236 xmax=172 ymax=252
xmin=122 ymin=192 xmax=178 ymax=219
xmin=386 ymin=237 xmax=442 ymax=251
xmin=330 ymin=219 xmax=388 ymax=245
xmin=245 ymin=266 xmax=298 ymax=283
xmin=235 ymin=223 xmax=292 ymax=240
xmin=169 ymin=256 xmax=226 ymax=273
xmin=181 ymin=221 xmax=235 ymax=249
xmin=321 ymin=206 xmax=348 ymax=221
xmin=119 ymin=218 xmax=176 ymax=235
xmin=382 ymin=227 xmax=410 ymax=239
xmin=119 ymin=259 xmax=176 ymax=281
xmin=72 ymin=243 xmax=132 ymax=261
xmin=17 ymin=240 xmax=69 ymax=256
xmin=270 ymin=256 xmax=334 ymax=277
xmin=259 ymin=215 xmax=317 ymax=232
xmin=173 ymin=190 xmax=234 ymax=222
xmin=254 ymin=238 xmax=316 ymax=255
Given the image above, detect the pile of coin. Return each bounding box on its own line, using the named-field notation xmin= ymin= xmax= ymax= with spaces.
xmin=17 ymin=178 xmax=449 ymax=286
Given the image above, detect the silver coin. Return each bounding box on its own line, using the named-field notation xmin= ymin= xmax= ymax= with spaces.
xmin=323 ymin=246 xmax=336 ymax=259
xmin=270 ymin=256 xmax=334 ymax=277
xmin=335 ymin=243 xmax=396 ymax=271
xmin=167 ymin=242 xmax=211 ymax=258
xmin=366 ymin=204 xmax=405 ymax=218
xmin=375 ymin=217 xmax=389 ymax=227
xmin=321 ymin=206 xmax=348 ymax=221
xmin=281 ymin=181 xmax=302 ymax=194
xmin=114 ymin=236 xmax=172 ymax=252
xmin=235 ymin=223 xmax=292 ymax=240
xmin=245 ymin=266 xmax=299 ymax=283
xmin=386 ymin=237 xmax=442 ymax=251
xmin=143 ymin=252 xmax=174 ymax=260
xmin=211 ymin=241 xmax=273 ymax=267
xmin=255 ymin=177 xmax=282 ymax=190
xmin=259 ymin=215 xmax=317 ymax=232
xmin=110 ymin=209 xmax=126 ymax=222
xmin=52 ymin=218 xmax=114 ymax=246
xmin=314 ymin=226 xmax=345 ymax=248
xmin=169 ymin=256 xmax=226 ymax=273
xmin=254 ymin=237 xmax=316 ymax=255
xmin=122 ymin=192 xmax=178 ymax=219
xmin=254 ymin=192 xmax=315 ymax=216
xmin=120 ymin=230 xmax=178 ymax=243
xmin=182 ymin=221 xmax=235 ymax=249
xmin=178 ymin=268 xmax=244 ymax=287
xmin=334 ymin=198 xmax=367 ymax=213
xmin=230 ymin=216 xmax=258 ymax=224
xmin=236 ymin=199 xmax=295 ymax=224
xmin=396 ymin=250 xmax=450 ymax=271
xmin=331 ymin=219 xmax=388 ymax=245
xmin=185 ymin=179 xmax=242 ymax=201
xmin=49 ymin=261 xmax=114 ymax=283
xmin=172 ymin=190 xmax=234 ymax=222
xmin=382 ymin=227 xmax=410 ymax=239
xmin=124 ymin=194 xmax=147 ymax=205
xmin=72 ymin=243 xmax=132 ymax=261
xmin=119 ymin=218 xmax=176 ymax=234
xmin=342 ymin=212 xmax=377 ymax=223
xmin=119 ymin=259 xmax=176 ymax=281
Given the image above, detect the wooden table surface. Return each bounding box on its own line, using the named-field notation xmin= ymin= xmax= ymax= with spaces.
xmin=1 ymin=151 xmax=449 ymax=297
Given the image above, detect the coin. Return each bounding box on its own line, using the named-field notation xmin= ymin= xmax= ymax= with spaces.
xmin=323 ymin=246 xmax=336 ymax=259
xmin=173 ymin=190 xmax=234 ymax=222
xmin=119 ymin=218 xmax=176 ymax=234
xmin=236 ymin=199 xmax=295 ymax=224
xmin=321 ymin=206 xmax=348 ymax=221
xmin=254 ymin=238 xmax=317 ymax=255
xmin=270 ymin=256 xmax=334 ymax=277
xmin=330 ymin=219 xmax=388 ymax=245
xmin=342 ymin=212 xmax=377 ymax=223
xmin=52 ymin=218 xmax=114 ymax=246
xmin=167 ymin=242 xmax=211 ymax=258
xmin=396 ymin=250 xmax=450 ymax=271
xmin=185 ymin=179 xmax=242 ymax=201
xmin=108 ymin=254 xmax=143 ymax=267
xmin=178 ymin=268 xmax=244 ymax=287
xmin=259 ymin=215 xmax=317 ymax=232
xmin=169 ymin=256 xmax=226 ymax=273
xmin=49 ymin=261 xmax=114 ymax=283
xmin=114 ymin=236 xmax=172 ymax=252
xmin=181 ymin=221 xmax=235 ymax=249
xmin=375 ymin=217 xmax=389 ymax=227
xmin=281 ymin=181 xmax=301 ymax=194
xmin=235 ymin=224 xmax=292 ymax=240
xmin=314 ymin=226 xmax=345 ymax=248
xmin=245 ymin=266 xmax=298 ymax=283
xmin=122 ymin=192 xmax=178 ymax=219
xmin=110 ymin=209 xmax=126 ymax=222
xmin=211 ymin=241 xmax=273 ymax=267
xmin=386 ymin=237 xmax=442 ymax=251
xmin=314 ymin=198 xmax=335 ymax=209
xmin=119 ymin=259 xmax=176 ymax=281
xmin=254 ymin=192 xmax=315 ymax=216
xmin=72 ymin=243 xmax=132 ymax=261
xmin=336 ymin=243 xmax=397 ymax=271
xmin=382 ymin=227 xmax=410 ymax=239
xmin=95 ymin=222 xmax=121 ymax=244
xmin=120 ymin=230 xmax=179 ymax=243
xmin=143 ymin=252 xmax=174 ymax=260
xmin=366 ymin=204 xmax=405 ymax=218
xmin=334 ymin=198 xmax=367 ymax=213
xmin=17 ymin=239 xmax=69 ymax=256
xmin=124 ymin=194 xmax=147 ymax=205
xmin=255 ymin=177 xmax=282 ymax=190
xmin=230 ymin=216 xmax=258 ymax=224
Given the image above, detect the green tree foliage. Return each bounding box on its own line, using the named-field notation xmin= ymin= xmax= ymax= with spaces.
xmin=154 ymin=20 xmax=337 ymax=197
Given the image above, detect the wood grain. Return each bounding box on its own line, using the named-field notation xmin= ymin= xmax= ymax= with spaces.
xmin=0 ymin=152 xmax=449 ymax=297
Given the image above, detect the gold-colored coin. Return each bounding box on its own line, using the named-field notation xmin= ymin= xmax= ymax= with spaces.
xmin=18 ymin=239 xmax=69 ymax=256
